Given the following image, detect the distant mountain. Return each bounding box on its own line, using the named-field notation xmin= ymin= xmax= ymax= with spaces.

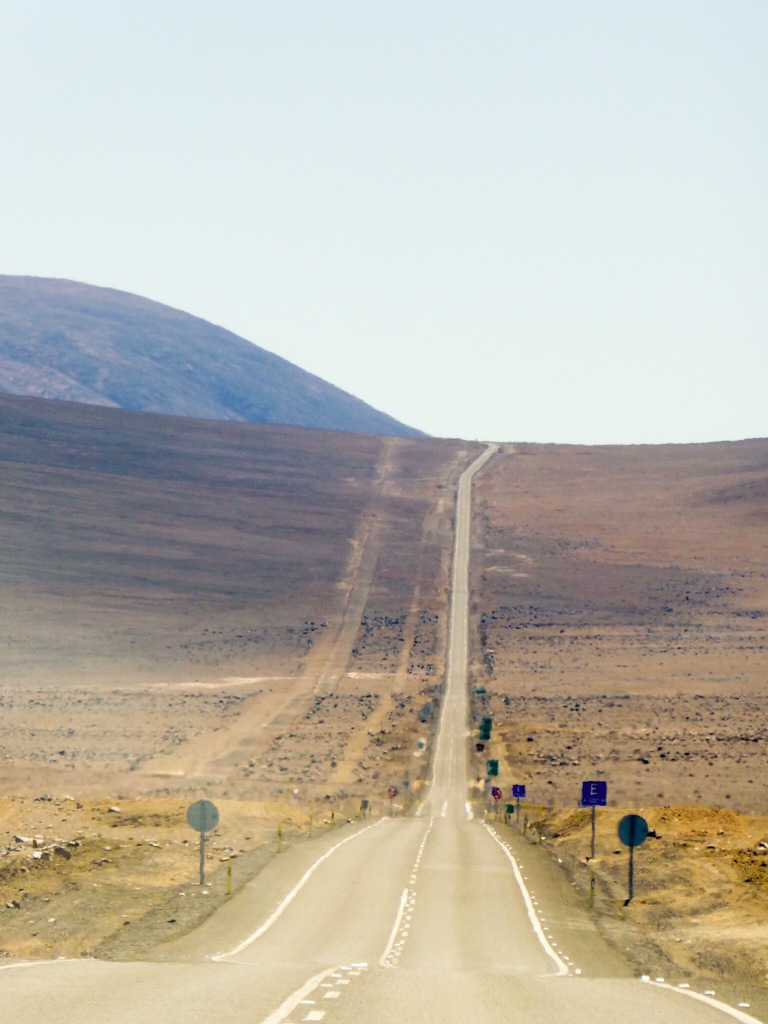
xmin=0 ymin=276 xmax=425 ymax=436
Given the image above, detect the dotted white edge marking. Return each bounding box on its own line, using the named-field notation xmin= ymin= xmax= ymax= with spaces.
xmin=483 ymin=824 xmax=568 ymax=977
xmin=260 ymin=964 xmax=369 ymax=1024
xmin=259 ymin=966 xmax=341 ymax=1024
xmin=380 ymin=888 xmax=409 ymax=967
xmin=645 ymin=980 xmax=764 ymax=1024
xmin=380 ymin=818 xmax=434 ymax=967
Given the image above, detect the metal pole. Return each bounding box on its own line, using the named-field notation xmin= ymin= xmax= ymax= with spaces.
xmin=591 ymin=805 xmax=596 ymax=860
xmin=627 ymin=816 xmax=636 ymax=903
xmin=199 ymin=827 xmax=206 ymax=886
xmin=628 ymin=844 xmax=635 ymax=903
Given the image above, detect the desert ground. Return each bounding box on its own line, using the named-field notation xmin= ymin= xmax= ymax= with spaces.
xmin=1 ymin=395 xmax=767 ymax=996
xmin=470 ymin=441 xmax=768 ymax=814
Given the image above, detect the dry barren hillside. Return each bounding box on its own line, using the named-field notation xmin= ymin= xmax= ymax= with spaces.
xmin=2 ymin=401 xmax=768 ymax=989
xmin=0 ymin=276 xmax=424 ymax=436
xmin=0 ymin=393 xmax=479 ymax=802
xmin=470 ymin=441 xmax=768 ymax=813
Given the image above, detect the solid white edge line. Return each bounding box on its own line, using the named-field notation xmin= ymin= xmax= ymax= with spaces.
xmin=647 ymin=980 xmax=765 ymax=1024
xmin=379 ymin=888 xmax=409 ymax=967
xmin=260 ymin=965 xmax=341 ymax=1024
xmin=0 ymin=959 xmax=80 ymax=972
xmin=213 ymin=820 xmax=384 ymax=960
xmin=483 ymin=824 xmax=569 ymax=976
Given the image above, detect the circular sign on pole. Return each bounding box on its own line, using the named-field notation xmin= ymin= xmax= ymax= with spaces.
xmin=186 ymin=800 xmax=219 ymax=887
xmin=388 ymin=785 xmax=398 ymax=799
xmin=618 ymin=814 xmax=649 ymax=848
xmin=618 ymin=814 xmax=649 ymax=904
xmin=187 ymin=799 xmax=220 ymax=834
xmin=491 ymin=787 xmax=502 ymax=800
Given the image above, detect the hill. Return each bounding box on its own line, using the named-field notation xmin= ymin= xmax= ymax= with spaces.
xmin=0 ymin=276 xmax=424 ymax=436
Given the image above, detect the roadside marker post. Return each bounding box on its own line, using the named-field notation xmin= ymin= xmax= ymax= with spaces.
xmin=388 ymin=785 xmax=398 ymax=816
xmin=581 ymin=781 xmax=608 ymax=860
xmin=618 ymin=813 xmax=649 ymax=904
xmin=186 ymin=799 xmax=220 ymax=887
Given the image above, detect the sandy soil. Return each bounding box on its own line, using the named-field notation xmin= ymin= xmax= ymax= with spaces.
xmin=503 ymin=803 xmax=768 ymax=1016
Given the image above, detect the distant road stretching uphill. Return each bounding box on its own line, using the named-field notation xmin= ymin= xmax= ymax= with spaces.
xmin=0 ymin=444 xmax=762 ymax=1024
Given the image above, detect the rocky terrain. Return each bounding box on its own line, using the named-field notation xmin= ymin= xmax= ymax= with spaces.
xmin=469 ymin=440 xmax=768 ymax=811
xmin=1 ymin=396 xmax=767 ymax=995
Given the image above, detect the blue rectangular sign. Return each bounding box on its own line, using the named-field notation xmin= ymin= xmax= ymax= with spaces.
xmin=581 ymin=780 xmax=607 ymax=806
xmin=512 ymin=784 xmax=526 ymax=799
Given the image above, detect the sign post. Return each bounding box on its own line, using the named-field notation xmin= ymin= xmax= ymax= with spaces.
xmin=512 ymin=784 xmax=526 ymax=823
xmin=618 ymin=813 xmax=649 ymax=904
xmin=581 ymin=781 xmax=608 ymax=860
xmin=186 ymin=799 xmax=220 ymax=886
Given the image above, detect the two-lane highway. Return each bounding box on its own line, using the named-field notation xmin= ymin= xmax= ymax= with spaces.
xmin=1 ymin=443 xmax=763 ymax=1024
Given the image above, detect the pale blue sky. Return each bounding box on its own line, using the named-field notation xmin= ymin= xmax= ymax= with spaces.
xmin=3 ymin=1 xmax=766 ymax=443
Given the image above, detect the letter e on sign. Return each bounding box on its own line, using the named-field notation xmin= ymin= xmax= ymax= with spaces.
xmin=581 ymin=781 xmax=607 ymax=807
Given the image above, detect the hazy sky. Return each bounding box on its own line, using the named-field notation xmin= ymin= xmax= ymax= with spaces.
xmin=3 ymin=2 xmax=766 ymax=443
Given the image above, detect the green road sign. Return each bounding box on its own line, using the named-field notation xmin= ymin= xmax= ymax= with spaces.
xmin=505 ymin=803 xmax=514 ymax=815
xmin=486 ymin=759 xmax=499 ymax=777
xmin=481 ymin=717 xmax=493 ymax=730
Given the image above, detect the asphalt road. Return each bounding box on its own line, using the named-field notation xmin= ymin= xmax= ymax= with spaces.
xmin=1 ymin=444 xmax=763 ymax=1024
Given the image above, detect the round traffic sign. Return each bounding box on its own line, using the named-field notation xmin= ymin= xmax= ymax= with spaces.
xmin=491 ymin=787 xmax=502 ymax=800
xmin=186 ymin=799 xmax=220 ymax=834
xmin=388 ymin=785 xmax=398 ymax=799
xmin=618 ymin=814 xmax=649 ymax=848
